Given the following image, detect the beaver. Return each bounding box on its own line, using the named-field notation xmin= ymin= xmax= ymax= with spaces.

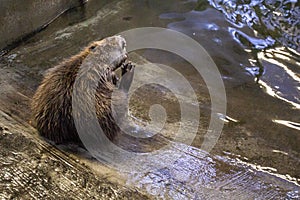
xmin=31 ymin=36 xmax=134 ymax=145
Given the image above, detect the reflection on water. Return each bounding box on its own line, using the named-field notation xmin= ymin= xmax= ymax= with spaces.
xmin=164 ymin=0 xmax=300 ymax=108
xmin=273 ymin=119 xmax=300 ymax=131
xmin=257 ymin=48 xmax=300 ymax=108
xmin=204 ymin=0 xmax=299 ymax=51
xmin=158 ymin=0 xmax=300 ymax=185
xmin=206 ymin=0 xmax=300 ymax=108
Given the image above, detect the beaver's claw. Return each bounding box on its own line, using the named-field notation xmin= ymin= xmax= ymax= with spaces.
xmin=119 ymin=62 xmax=135 ymax=92
xmin=121 ymin=62 xmax=134 ymax=75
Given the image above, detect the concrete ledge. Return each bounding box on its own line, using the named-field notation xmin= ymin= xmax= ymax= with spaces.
xmin=0 ymin=0 xmax=83 ymax=50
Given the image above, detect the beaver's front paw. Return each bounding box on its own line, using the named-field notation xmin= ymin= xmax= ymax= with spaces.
xmin=121 ymin=62 xmax=134 ymax=76
xmin=119 ymin=62 xmax=135 ymax=92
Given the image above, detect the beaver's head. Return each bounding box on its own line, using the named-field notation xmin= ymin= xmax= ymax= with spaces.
xmin=86 ymin=36 xmax=128 ymax=71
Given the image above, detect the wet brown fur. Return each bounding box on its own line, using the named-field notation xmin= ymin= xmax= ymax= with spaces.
xmin=31 ymin=36 xmax=129 ymax=145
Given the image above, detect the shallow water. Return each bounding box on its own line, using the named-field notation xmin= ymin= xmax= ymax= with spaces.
xmin=0 ymin=0 xmax=299 ymax=198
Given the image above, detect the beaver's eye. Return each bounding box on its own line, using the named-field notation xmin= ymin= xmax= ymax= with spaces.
xmin=90 ymin=45 xmax=97 ymax=50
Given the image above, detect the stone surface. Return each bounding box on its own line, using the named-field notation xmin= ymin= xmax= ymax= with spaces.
xmin=0 ymin=110 xmax=150 ymax=199
xmin=0 ymin=0 xmax=83 ymax=50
